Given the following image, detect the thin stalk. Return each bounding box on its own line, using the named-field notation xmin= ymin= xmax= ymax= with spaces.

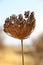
xmin=21 ymin=40 xmax=24 ymax=65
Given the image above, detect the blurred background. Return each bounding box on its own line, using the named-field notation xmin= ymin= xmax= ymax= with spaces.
xmin=0 ymin=0 xmax=43 ymax=65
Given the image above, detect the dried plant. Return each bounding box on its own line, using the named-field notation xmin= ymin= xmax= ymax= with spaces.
xmin=3 ymin=11 xmax=36 ymax=65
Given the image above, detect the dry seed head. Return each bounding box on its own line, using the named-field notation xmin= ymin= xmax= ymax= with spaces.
xmin=3 ymin=11 xmax=36 ymax=39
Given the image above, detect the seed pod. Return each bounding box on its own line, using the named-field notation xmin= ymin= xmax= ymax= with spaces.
xmin=24 ymin=11 xmax=30 ymax=18
xmin=18 ymin=14 xmax=23 ymax=21
xmin=30 ymin=12 xmax=34 ymax=21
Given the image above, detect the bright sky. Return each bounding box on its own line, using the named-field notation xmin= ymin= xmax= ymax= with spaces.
xmin=0 ymin=0 xmax=43 ymax=46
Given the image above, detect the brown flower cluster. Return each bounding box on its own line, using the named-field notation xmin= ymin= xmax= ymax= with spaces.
xmin=4 ymin=11 xmax=36 ymax=39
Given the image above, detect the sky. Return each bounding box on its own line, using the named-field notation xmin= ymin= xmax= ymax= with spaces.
xmin=0 ymin=0 xmax=43 ymax=46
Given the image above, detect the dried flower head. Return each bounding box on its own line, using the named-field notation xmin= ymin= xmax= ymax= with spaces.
xmin=3 ymin=11 xmax=36 ymax=39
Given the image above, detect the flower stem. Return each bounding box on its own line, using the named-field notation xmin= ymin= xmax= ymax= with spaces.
xmin=21 ymin=40 xmax=24 ymax=65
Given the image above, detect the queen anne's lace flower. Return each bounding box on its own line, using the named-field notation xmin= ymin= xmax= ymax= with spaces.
xmin=3 ymin=11 xmax=36 ymax=39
